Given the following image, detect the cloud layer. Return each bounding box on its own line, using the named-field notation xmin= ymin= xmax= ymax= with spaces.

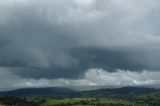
xmin=0 ymin=0 xmax=160 ymax=90
xmin=1 ymin=68 xmax=160 ymax=91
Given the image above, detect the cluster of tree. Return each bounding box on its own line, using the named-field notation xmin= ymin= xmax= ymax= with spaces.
xmin=46 ymin=103 xmax=134 ymax=106
xmin=95 ymin=103 xmax=134 ymax=106
xmin=0 ymin=96 xmax=46 ymax=106
xmin=0 ymin=96 xmax=30 ymax=106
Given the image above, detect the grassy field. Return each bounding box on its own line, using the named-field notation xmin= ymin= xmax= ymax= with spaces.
xmin=39 ymin=98 xmax=135 ymax=106
xmin=0 ymin=87 xmax=160 ymax=106
xmin=0 ymin=96 xmax=160 ymax=106
xmin=26 ymin=91 xmax=160 ymax=106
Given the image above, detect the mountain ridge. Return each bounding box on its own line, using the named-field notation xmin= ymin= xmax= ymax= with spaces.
xmin=0 ymin=86 xmax=159 ymax=97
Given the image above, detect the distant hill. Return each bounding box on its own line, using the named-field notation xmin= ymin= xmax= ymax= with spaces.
xmin=0 ymin=87 xmax=75 ymax=96
xmin=75 ymin=87 xmax=159 ymax=98
xmin=0 ymin=87 xmax=159 ymax=97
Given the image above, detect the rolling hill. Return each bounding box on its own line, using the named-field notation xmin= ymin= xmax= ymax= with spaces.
xmin=0 ymin=87 xmax=75 ymax=96
xmin=0 ymin=87 xmax=159 ymax=97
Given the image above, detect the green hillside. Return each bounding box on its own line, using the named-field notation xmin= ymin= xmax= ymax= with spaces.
xmin=0 ymin=87 xmax=160 ymax=106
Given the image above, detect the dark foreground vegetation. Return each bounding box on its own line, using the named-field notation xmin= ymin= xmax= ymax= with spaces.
xmin=0 ymin=87 xmax=160 ymax=106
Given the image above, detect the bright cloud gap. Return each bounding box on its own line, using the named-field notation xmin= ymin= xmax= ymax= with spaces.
xmin=0 ymin=68 xmax=160 ymax=91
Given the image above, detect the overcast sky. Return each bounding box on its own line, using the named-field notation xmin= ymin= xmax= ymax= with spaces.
xmin=0 ymin=0 xmax=160 ymax=91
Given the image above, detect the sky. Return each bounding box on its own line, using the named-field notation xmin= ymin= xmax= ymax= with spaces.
xmin=0 ymin=0 xmax=160 ymax=91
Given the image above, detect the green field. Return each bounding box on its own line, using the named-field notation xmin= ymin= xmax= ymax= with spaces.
xmin=25 ymin=96 xmax=160 ymax=106
xmin=0 ymin=96 xmax=160 ymax=106
xmin=0 ymin=87 xmax=160 ymax=106
xmin=40 ymin=98 xmax=135 ymax=106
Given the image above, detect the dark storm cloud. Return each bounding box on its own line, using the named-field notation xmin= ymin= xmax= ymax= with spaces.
xmin=2 ymin=47 xmax=160 ymax=80
xmin=0 ymin=0 xmax=160 ymax=89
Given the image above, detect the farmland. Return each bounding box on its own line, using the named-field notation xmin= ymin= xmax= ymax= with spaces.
xmin=0 ymin=87 xmax=160 ymax=106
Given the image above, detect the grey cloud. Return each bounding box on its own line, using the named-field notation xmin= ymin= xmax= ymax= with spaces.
xmin=4 ymin=47 xmax=160 ymax=80
xmin=1 ymin=68 xmax=160 ymax=91
xmin=0 ymin=0 xmax=160 ymax=89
